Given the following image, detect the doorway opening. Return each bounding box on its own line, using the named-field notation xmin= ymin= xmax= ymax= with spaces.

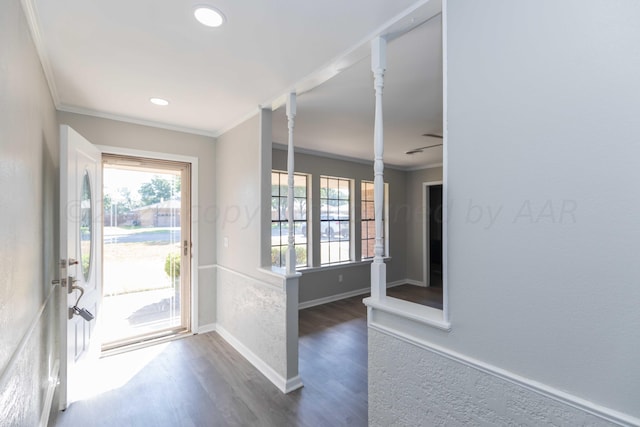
xmin=101 ymin=154 xmax=191 ymax=351
xmin=425 ymin=182 xmax=443 ymax=288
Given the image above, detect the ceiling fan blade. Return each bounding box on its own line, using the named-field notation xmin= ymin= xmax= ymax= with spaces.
xmin=422 ymin=133 xmax=444 ymax=139
xmin=404 ymin=143 xmax=443 ymax=155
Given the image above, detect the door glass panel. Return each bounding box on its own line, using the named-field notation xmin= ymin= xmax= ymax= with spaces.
xmin=101 ymin=156 xmax=190 ymax=349
xmin=80 ymin=170 xmax=92 ymax=281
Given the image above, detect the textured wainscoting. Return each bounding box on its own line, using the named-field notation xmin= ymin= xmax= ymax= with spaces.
xmin=368 ymin=329 xmax=632 ymax=427
xmin=216 ymin=266 xmax=291 ymax=391
xmin=0 ymin=288 xmax=59 ymax=427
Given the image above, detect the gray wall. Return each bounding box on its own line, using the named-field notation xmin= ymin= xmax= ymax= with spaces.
xmin=405 ymin=166 xmax=443 ymax=283
xmin=57 ymin=112 xmax=217 ymax=327
xmin=273 ymin=148 xmax=408 ymax=303
xmin=0 ymin=1 xmax=60 ymax=424
xmin=370 ymin=0 xmax=640 ymax=424
xmin=216 ymin=115 xmax=262 ymax=274
xmin=216 ymin=115 xmax=297 ymax=387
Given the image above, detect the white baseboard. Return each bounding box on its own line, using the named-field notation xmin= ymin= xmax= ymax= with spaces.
xmin=197 ymin=323 xmax=217 ymax=334
xmin=404 ymin=279 xmax=427 ymax=287
xmin=284 ymin=375 xmax=304 ymax=393
xmin=298 ymin=279 xmax=413 ymax=310
xmin=299 ymin=287 xmax=370 ymax=310
xmin=38 ymin=359 xmax=59 ymax=427
xmin=216 ymin=325 xmax=299 ymax=394
xmin=387 ymin=279 xmax=407 ymax=288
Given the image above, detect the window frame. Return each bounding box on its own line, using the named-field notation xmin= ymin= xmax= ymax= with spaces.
xmin=271 ymin=170 xmax=310 ymax=269
xmin=319 ymin=175 xmax=353 ymax=265
xmin=361 ymin=180 xmax=389 ymax=260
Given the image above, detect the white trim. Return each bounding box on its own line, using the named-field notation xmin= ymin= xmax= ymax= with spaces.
xmin=215 ymin=108 xmax=260 ymax=139
xmin=442 ymin=0 xmax=450 ymax=323
xmin=101 ymin=331 xmax=194 ymax=358
xmin=283 ymin=375 xmax=304 ymax=394
xmin=368 ymin=322 xmax=639 ymax=427
xmin=404 ymin=279 xmax=426 ymax=287
xmin=365 ymin=297 xmax=451 ymax=331
xmin=60 ymin=105 xmax=217 ymax=138
xmin=298 ymin=279 xmax=405 ymax=310
xmin=98 ymin=145 xmax=200 ymax=332
xmin=297 ymin=257 xmax=392 ymax=274
xmin=216 ymin=264 xmax=283 ymax=290
xmin=299 ymin=287 xmax=369 ymax=310
xmin=272 ymin=142 xmax=422 ymax=172
xmin=404 ymin=163 xmax=444 ymax=172
xmin=258 ymin=266 xmax=301 ymax=282
xmin=191 ymin=160 xmax=200 ymax=333
xmin=387 ymin=279 xmax=406 ymax=289
xmin=196 ymin=323 xmax=217 ymax=334
xmin=216 ymin=325 xmax=301 ymax=394
xmin=197 ymin=264 xmax=216 ymax=270
xmin=0 ymin=286 xmax=57 ymax=389
xmin=20 ymin=0 xmax=60 ymax=107
xmin=96 ymin=145 xmax=200 ymax=164
xmin=0 ymin=286 xmax=59 ymax=425
xmin=274 ymin=142 xmax=376 ymax=167
xmin=38 ymin=359 xmax=59 ymax=427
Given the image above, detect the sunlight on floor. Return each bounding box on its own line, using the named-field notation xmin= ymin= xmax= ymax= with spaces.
xmin=72 ymin=343 xmax=169 ymax=401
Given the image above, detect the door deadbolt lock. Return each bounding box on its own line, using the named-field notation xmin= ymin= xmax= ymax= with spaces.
xmin=60 ymin=258 xmax=79 ymax=269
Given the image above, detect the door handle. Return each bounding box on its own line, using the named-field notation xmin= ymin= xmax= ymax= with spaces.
xmin=71 ymin=306 xmax=95 ymax=321
xmin=69 ymin=283 xmax=94 ymax=321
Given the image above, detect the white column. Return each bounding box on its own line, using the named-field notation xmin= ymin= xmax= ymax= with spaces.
xmin=371 ymin=37 xmax=387 ymax=299
xmin=285 ymin=93 xmax=297 ymax=276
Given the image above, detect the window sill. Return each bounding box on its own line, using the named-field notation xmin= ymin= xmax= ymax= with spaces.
xmin=296 ymin=257 xmax=391 ymax=274
xmin=363 ymin=296 xmax=451 ymax=332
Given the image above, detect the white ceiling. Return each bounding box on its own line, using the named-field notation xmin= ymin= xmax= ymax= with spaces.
xmin=30 ymin=0 xmax=443 ymax=168
xmin=272 ymin=15 xmax=443 ymax=169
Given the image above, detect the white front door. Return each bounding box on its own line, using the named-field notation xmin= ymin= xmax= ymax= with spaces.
xmin=59 ymin=125 xmax=102 ymax=409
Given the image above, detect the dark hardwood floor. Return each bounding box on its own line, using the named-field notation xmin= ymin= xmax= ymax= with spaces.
xmin=52 ymin=284 xmax=437 ymax=427
xmin=53 ymin=295 xmax=369 ymax=427
xmin=387 ymin=284 xmax=443 ymax=309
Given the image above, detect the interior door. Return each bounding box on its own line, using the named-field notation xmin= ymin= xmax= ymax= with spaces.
xmin=59 ymin=125 xmax=102 ymax=409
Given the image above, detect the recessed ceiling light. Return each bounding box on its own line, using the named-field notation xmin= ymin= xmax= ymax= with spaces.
xmin=194 ymin=6 xmax=225 ymax=27
xmin=150 ymin=97 xmax=169 ymax=106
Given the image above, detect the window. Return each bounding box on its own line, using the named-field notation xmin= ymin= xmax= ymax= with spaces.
xmin=320 ymin=176 xmax=351 ymax=264
xmin=361 ymin=181 xmax=388 ymax=259
xmin=271 ymin=171 xmax=308 ymax=268
xmin=362 ymin=181 xmax=377 ymax=259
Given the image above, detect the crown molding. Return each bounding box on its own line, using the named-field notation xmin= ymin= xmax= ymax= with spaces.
xmin=271 ymin=142 xmax=438 ymax=171
xmin=58 ymin=104 xmax=217 ymax=138
xmin=214 ymin=107 xmax=261 ymax=138
xmin=404 ymin=162 xmax=444 ymax=172
xmin=272 ymin=142 xmax=443 ymax=172
xmin=20 ymin=0 xmax=60 ymax=107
